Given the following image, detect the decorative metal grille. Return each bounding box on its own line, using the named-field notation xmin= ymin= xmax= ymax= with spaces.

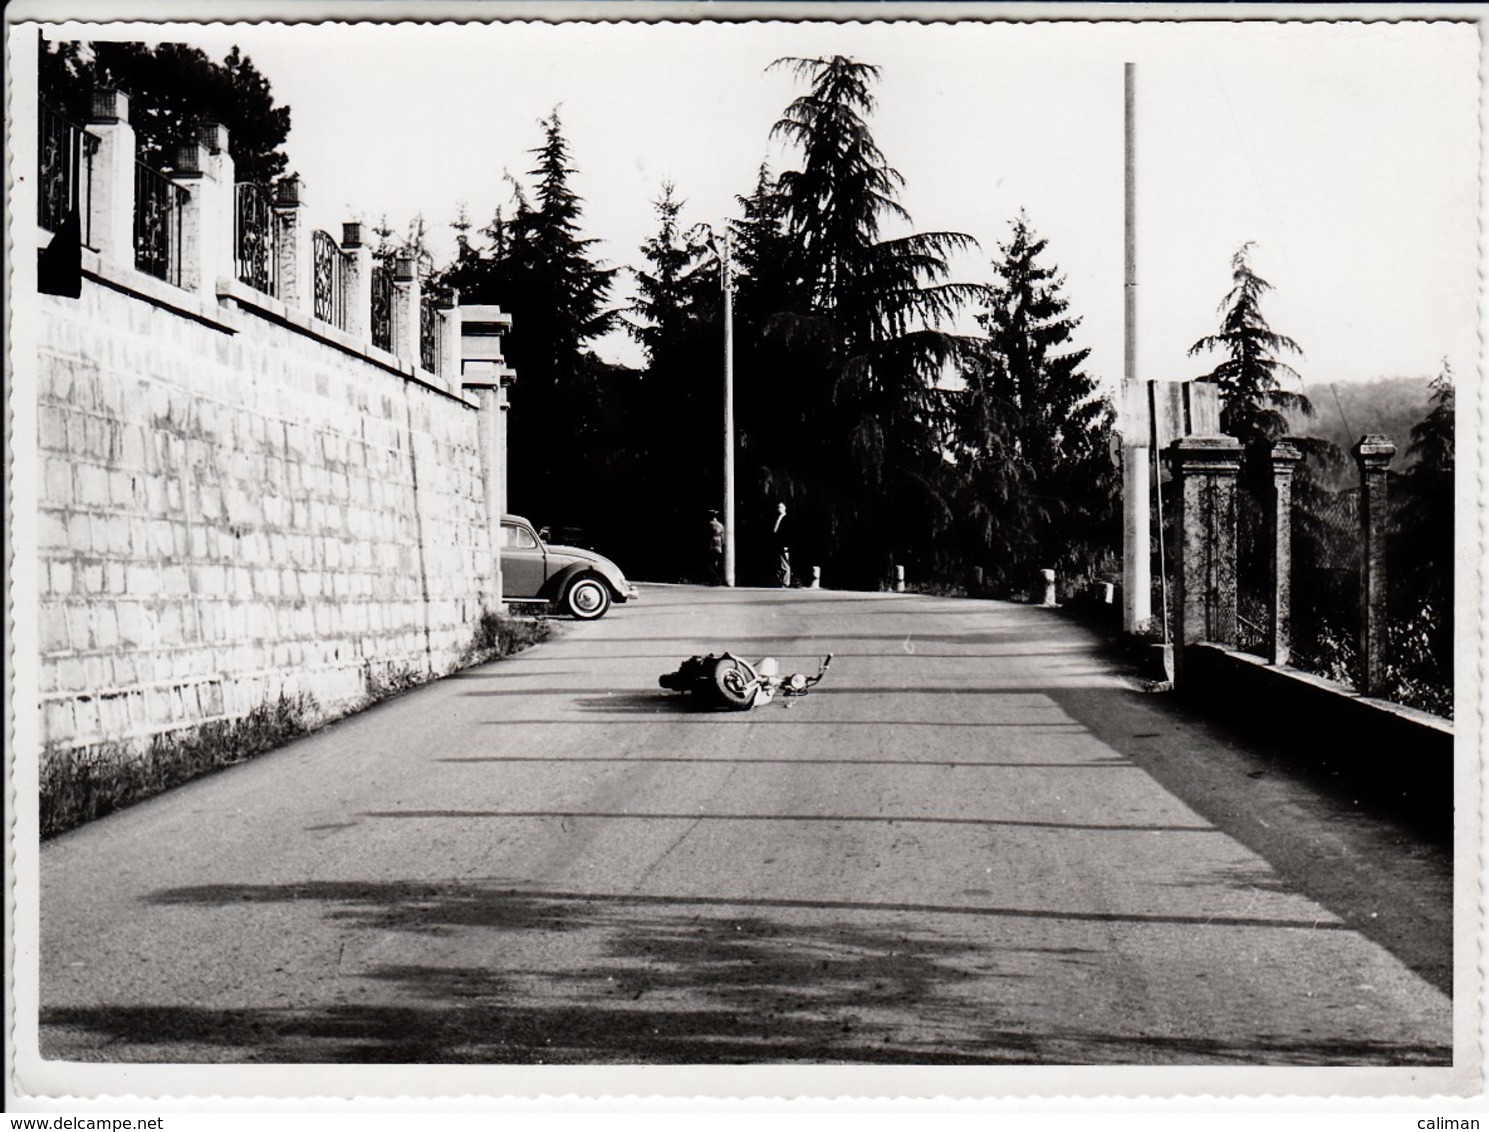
xmin=134 ymin=161 xmax=186 ymax=286
xmin=235 ymin=182 xmax=277 ymax=296
xmin=1235 ymin=481 xmax=1270 ymax=658
xmin=1289 ymin=486 xmax=1361 ymax=688
xmin=370 ymin=264 xmax=393 ymax=352
xmin=38 ymin=102 xmax=98 ymax=243
xmin=420 ymin=288 xmax=439 ymax=373
xmin=312 ymin=229 xmax=347 ymax=329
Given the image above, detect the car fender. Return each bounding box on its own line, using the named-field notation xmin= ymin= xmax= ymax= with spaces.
xmin=544 ymin=561 xmax=605 ymax=602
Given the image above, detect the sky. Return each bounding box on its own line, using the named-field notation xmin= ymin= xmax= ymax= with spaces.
xmin=28 ymin=15 xmax=1484 ymax=414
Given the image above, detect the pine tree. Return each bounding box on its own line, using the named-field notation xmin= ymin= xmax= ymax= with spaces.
xmin=1392 ymin=360 xmax=1455 ymax=696
xmin=443 ymin=111 xmax=626 ymax=544
xmin=750 ymin=55 xmax=985 ymax=586
xmin=625 ymin=183 xmax=725 ymax=579
xmin=1189 ymin=242 xmax=1312 ymax=446
xmin=41 ymin=38 xmax=292 ymax=184
xmin=958 ymin=212 xmax=1117 ymax=587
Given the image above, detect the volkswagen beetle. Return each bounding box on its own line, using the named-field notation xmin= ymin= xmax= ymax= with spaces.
xmin=500 ymin=514 xmax=638 ymax=620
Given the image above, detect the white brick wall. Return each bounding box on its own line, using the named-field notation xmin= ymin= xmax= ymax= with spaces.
xmin=36 ymin=272 xmax=497 ymax=763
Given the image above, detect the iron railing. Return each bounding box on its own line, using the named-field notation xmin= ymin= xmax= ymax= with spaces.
xmin=235 ymin=182 xmax=277 ymax=296
xmin=1289 ymin=484 xmax=1361 ymax=687
xmin=420 ymin=288 xmax=439 ymax=372
xmin=38 ymin=102 xmax=98 ymax=244
xmin=370 ymin=263 xmax=393 ymax=352
xmin=312 ymin=229 xmax=347 ymax=329
xmin=1235 ymin=481 xmax=1270 ymax=658
xmin=133 ymin=161 xmax=186 ymax=286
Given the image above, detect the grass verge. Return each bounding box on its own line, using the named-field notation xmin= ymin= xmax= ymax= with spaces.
xmin=40 ymin=692 xmax=318 ymax=839
xmin=40 ymin=612 xmax=554 ymax=839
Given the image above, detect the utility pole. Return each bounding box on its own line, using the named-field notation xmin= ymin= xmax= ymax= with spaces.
xmin=722 ymin=228 xmax=737 ymax=587
xmin=1122 ymin=61 xmax=1152 ymax=632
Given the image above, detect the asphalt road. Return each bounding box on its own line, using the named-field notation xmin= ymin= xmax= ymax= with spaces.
xmin=39 ymin=584 xmax=1453 ymax=1065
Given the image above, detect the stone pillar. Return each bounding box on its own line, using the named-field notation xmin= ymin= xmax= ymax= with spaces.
xmin=391 ymin=253 xmax=420 ymax=362
xmin=1354 ymin=435 xmax=1396 ymax=697
xmin=85 ymin=89 xmax=135 ymax=263
xmin=436 ymin=288 xmax=460 ymax=381
xmin=1166 ymin=436 xmax=1244 ymax=674
xmin=497 ymin=372 xmax=514 ymax=520
xmin=170 ymin=130 xmax=230 ymax=298
xmin=272 ymin=175 xmax=309 ymax=309
xmin=339 ymin=222 xmax=371 ymax=339
xmin=461 ymin=305 xmax=516 ymax=601
xmin=1266 ymin=441 xmax=1303 ymax=666
xmin=195 ymin=123 xmax=234 ymax=278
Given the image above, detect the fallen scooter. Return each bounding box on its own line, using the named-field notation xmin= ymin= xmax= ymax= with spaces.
xmin=659 ymin=653 xmax=834 ymax=711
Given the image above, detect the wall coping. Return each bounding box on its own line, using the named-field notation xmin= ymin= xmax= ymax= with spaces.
xmin=1188 ymin=641 xmax=1454 ymax=736
xmin=216 ymin=277 xmax=478 ymax=408
xmin=55 ymin=245 xmax=478 ymax=412
xmin=78 ymin=247 xmax=239 ymax=335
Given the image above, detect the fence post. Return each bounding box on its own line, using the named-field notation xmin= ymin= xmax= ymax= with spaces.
xmin=461 ymin=305 xmax=516 ymax=603
xmin=85 ymin=89 xmax=135 ymax=264
xmin=1266 ymin=441 xmax=1303 ymax=666
xmin=195 ymin=123 xmax=234 ymax=278
xmin=1354 ymin=434 xmax=1396 ymax=697
xmin=436 ymin=287 xmax=460 ymax=383
xmin=1166 ymin=436 xmax=1244 ymax=677
xmin=272 ymin=175 xmax=309 ymax=309
xmin=170 ymin=127 xmax=230 ymax=298
xmin=391 ymin=253 xmax=420 ymax=362
xmin=339 ymin=222 xmax=370 ymax=339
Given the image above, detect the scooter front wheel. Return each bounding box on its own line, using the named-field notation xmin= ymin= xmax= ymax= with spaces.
xmin=710 ymin=656 xmax=759 ymax=710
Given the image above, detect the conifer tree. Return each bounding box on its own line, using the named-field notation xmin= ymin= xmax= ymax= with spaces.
xmin=1394 ymin=360 xmax=1455 ymax=676
xmin=1189 ymin=242 xmax=1312 ymax=446
xmin=750 ymin=55 xmax=985 ymax=586
xmin=958 ymin=212 xmax=1117 ymax=587
xmin=40 ymin=38 xmax=291 ymax=184
xmin=443 ymin=110 xmax=626 ymax=541
xmin=625 ymin=184 xmax=724 ymax=578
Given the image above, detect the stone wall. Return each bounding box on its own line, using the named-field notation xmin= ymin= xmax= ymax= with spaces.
xmin=35 ymin=252 xmax=497 ymax=761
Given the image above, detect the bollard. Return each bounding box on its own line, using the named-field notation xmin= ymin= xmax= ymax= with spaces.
xmin=809 ymin=565 xmax=821 ymax=589
xmin=1040 ymin=568 xmax=1057 ymax=607
xmin=894 ymin=565 xmax=906 ymax=592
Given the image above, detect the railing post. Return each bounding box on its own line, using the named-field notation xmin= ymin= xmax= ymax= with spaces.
xmin=391 ymin=253 xmax=420 ymax=362
xmin=85 ymin=89 xmax=135 ymax=263
xmin=195 ymin=123 xmax=234 ymax=279
xmin=1266 ymin=441 xmax=1303 ymax=666
xmin=436 ymin=288 xmax=460 ymax=382
xmin=1354 ymin=434 xmax=1396 ymax=696
xmin=1165 ymin=436 xmax=1244 ymax=678
xmin=461 ymin=306 xmax=517 ymax=601
xmin=170 ymin=127 xmax=238 ymax=298
xmin=272 ymin=174 xmax=309 ymax=309
xmin=339 ymin=221 xmax=370 ymax=339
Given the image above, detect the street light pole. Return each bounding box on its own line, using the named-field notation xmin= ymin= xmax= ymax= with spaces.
xmin=1122 ymin=61 xmax=1152 ymax=632
xmin=722 ymin=228 xmax=737 ymax=587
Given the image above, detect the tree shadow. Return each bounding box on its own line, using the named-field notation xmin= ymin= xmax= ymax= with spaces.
xmin=47 ymin=877 xmax=1446 ymax=1065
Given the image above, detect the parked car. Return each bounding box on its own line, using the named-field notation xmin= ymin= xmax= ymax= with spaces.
xmin=500 ymin=514 xmax=638 ymax=620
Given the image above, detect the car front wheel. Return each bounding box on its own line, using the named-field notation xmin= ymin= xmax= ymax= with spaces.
xmin=564 ymin=575 xmax=611 ymax=620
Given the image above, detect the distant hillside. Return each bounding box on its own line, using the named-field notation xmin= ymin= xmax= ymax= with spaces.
xmin=1283 ymin=375 xmax=1439 ymax=466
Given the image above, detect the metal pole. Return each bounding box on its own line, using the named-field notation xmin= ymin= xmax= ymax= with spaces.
xmin=1122 ymin=61 xmax=1152 ymax=632
xmin=722 ymin=229 xmax=737 ymax=587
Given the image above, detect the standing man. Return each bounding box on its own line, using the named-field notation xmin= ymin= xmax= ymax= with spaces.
xmin=707 ymin=511 xmax=725 ymax=585
xmin=772 ymin=501 xmax=792 ymax=588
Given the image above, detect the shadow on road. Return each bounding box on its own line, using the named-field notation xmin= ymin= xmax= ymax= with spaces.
xmin=39 ymin=879 xmax=1449 ymax=1065
xmin=1043 ymin=680 xmax=1453 ymax=997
